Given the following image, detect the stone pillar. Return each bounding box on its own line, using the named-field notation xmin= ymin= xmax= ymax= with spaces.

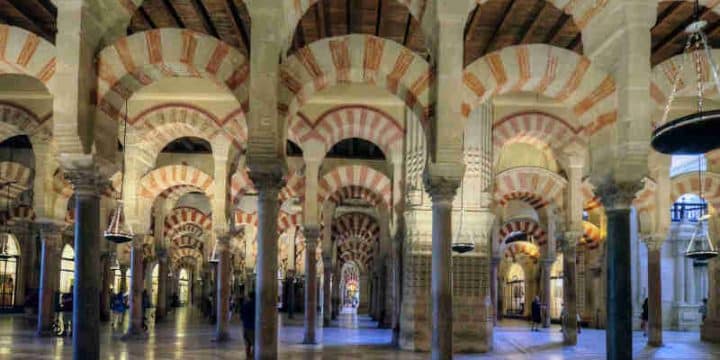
xmin=252 ymin=172 xmax=284 ymax=359
xmin=100 ymin=252 xmax=112 ymax=322
xmin=36 ymin=223 xmax=62 ymax=336
xmin=124 ymin=236 xmax=146 ymax=339
xmin=540 ymin=259 xmax=553 ymax=328
xmin=323 ymin=262 xmax=332 ymax=327
xmin=424 ymin=177 xmax=459 ymax=360
xmin=563 ymin=233 xmax=579 ymax=344
xmin=597 ymin=181 xmax=639 ymax=360
xmin=156 ymin=252 xmax=169 ymax=320
xmin=490 ymin=257 xmax=500 ymax=325
xmin=303 ymin=226 xmax=320 ymax=344
xmin=645 ymin=236 xmax=664 ymax=347
xmin=66 ymin=170 xmax=103 ymax=360
xmin=215 ymin=234 xmax=231 ymax=341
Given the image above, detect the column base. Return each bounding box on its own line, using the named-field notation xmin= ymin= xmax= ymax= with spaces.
xmin=701 ymin=320 xmax=720 ymax=343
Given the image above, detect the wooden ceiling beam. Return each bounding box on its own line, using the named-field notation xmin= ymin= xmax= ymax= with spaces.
xmin=483 ymin=0 xmax=517 ymax=55
xmin=161 ymin=0 xmax=185 ymax=28
xmin=520 ymin=1 xmax=548 ymax=44
xmin=374 ymin=0 xmax=383 ymax=37
xmin=652 ymin=7 xmax=714 ymax=56
xmin=190 ymin=0 xmax=219 ymax=38
xmin=225 ymin=0 xmax=249 ymax=54
xmin=1 ymin=0 xmax=53 ymax=40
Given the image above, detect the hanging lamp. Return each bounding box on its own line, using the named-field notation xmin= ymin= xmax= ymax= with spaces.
xmin=684 ymin=156 xmax=718 ymax=260
xmin=451 ymin=175 xmax=475 ymax=254
xmin=104 ymin=98 xmax=134 ymax=243
xmin=652 ymin=0 xmax=720 ymax=154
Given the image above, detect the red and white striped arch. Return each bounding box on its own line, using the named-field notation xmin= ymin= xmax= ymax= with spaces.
xmin=650 ymin=49 xmax=720 ymax=128
xmin=0 ymin=101 xmax=50 ymax=143
xmin=134 ymin=103 xmax=247 ymax=159
xmin=332 ymin=212 xmax=380 ymax=246
xmin=0 ymin=25 xmax=56 ymax=85
xmin=498 ymin=219 xmax=547 ymax=245
xmin=318 ymin=165 xmax=393 ymax=207
xmin=503 ymin=241 xmax=540 ymax=263
xmin=671 ymin=172 xmax=720 ymax=210
xmin=495 ymin=167 xmax=567 ymax=209
xmin=463 ymin=44 xmax=616 ymax=136
xmin=279 ymin=35 xmax=432 ymax=127
xmin=164 ymin=207 xmax=212 ymax=240
xmin=493 ymin=111 xmax=586 ymax=163
xmin=138 ymin=165 xmax=214 ymax=200
xmin=0 ymin=161 xmax=32 ymax=201
xmin=97 ymin=29 xmax=249 ymax=122
xmin=289 ymin=105 xmax=404 ymax=159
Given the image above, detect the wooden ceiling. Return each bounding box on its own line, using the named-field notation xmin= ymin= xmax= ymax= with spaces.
xmin=464 ymin=0 xmax=582 ymax=66
xmin=290 ymin=0 xmax=426 ymax=58
xmin=128 ymin=0 xmax=251 ymax=56
xmin=0 ymin=0 xmax=56 ymax=43
xmin=652 ymin=1 xmax=720 ymax=66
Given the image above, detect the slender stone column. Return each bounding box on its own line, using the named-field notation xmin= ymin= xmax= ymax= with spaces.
xmin=303 ymin=226 xmax=320 ymax=344
xmin=597 ymin=180 xmax=640 ymax=360
xmin=562 ymin=233 xmax=579 ymax=344
xmin=541 ymin=259 xmax=553 ymax=328
xmin=424 ymin=176 xmax=459 ymax=360
xmin=156 ymin=252 xmax=169 ymax=320
xmin=490 ymin=257 xmax=500 ymax=325
xmin=323 ymin=262 xmax=332 ymax=327
xmin=124 ymin=236 xmax=146 ymax=339
xmin=251 ymin=172 xmax=284 ymax=359
xmin=65 ymin=171 xmax=104 ymax=360
xmin=215 ymin=234 xmax=232 ymax=341
xmin=36 ymin=223 xmax=62 ymax=336
xmin=100 ymin=252 xmax=112 ymax=322
xmin=646 ymin=236 xmax=664 ymax=347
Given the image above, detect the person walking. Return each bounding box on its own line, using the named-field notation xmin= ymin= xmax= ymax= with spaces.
xmin=531 ymin=295 xmax=542 ymax=331
xmin=240 ymin=292 xmax=256 ymax=358
xmin=640 ymin=297 xmax=649 ymax=337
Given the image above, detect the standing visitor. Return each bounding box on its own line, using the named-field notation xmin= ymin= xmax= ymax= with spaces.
xmin=531 ymin=295 xmax=542 ymax=331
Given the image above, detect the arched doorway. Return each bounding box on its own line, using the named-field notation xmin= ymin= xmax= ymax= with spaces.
xmin=178 ymin=269 xmax=190 ymax=306
xmin=0 ymin=235 xmax=19 ymax=308
xmin=504 ymin=263 xmax=526 ymax=317
xmin=550 ymin=254 xmax=564 ymax=320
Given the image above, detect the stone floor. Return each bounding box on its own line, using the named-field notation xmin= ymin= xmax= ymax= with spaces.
xmin=0 ymin=308 xmax=718 ymax=359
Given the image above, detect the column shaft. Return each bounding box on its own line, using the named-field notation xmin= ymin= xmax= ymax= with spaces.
xmin=36 ymin=224 xmax=61 ymax=336
xmin=215 ymin=236 xmax=231 ymax=341
xmin=125 ymin=237 xmax=146 ymax=338
xmin=647 ymin=247 xmax=663 ymax=346
xmin=606 ymin=208 xmax=633 ymax=360
xmin=303 ymin=228 xmax=320 ymax=344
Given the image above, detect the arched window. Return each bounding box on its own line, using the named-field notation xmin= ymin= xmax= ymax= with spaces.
xmin=0 ymin=235 xmax=19 ymax=308
xmin=60 ymin=245 xmax=75 ymax=294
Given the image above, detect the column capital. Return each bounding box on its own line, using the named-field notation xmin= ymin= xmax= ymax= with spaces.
xmin=593 ymin=176 xmax=643 ymax=210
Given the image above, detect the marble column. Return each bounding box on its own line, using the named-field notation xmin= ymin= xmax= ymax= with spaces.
xmin=215 ymin=234 xmax=232 ymax=341
xmin=599 ymin=181 xmax=639 ymax=360
xmin=425 ymin=177 xmax=459 ymax=360
xmin=490 ymin=257 xmax=500 ymax=325
xmin=563 ymin=235 xmax=578 ymax=345
xmin=156 ymin=252 xmax=169 ymax=320
xmin=100 ymin=252 xmax=112 ymax=322
xmin=36 ymin=223 xmax=62 ymax=336
xmin=66 ymin=171 xmax=103 ymax=360
xmin=541 ymin=259 xmax=553 ymax=328
xmin=252 ymin=173 xmax=283 ymax=359
xmin=323 ymin=262 xmax=332 ymax=327
xmin=124 ymin=236 xmax=146 ymax=339
xmin=646 ymin=236 xmax=663 ymax=347
xmin=303 ymin=226 xmax=320 ymax=344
